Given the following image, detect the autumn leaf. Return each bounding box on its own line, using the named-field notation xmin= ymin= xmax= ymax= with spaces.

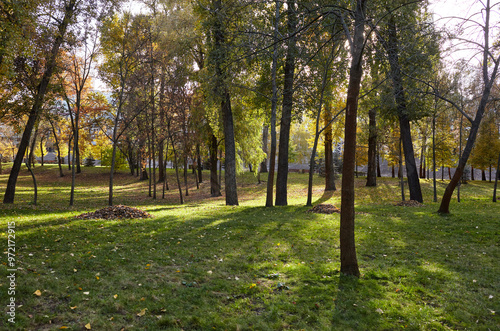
xmin=70 ymin=306 xmax=77 ymax=310
xmin=85 ymin=323 xmax=91 ymax=329
xmin=59 ymin=327 xmax=69 ymax=329
xmin=137 ymin=308 xmax=147 ymax=317
xmin=113 ymin=294 xmax=118 ymax=299
xmin=34 ymin=290 xmax=42 ymax=296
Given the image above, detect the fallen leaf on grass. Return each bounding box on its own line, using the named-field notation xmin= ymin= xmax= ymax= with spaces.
xmin=34 ymin=290 xmax=42 ymax=296
xmin=376 ymin=308 xmax=384 ymax=314
xmin=137 ymin=308 xmax=147 ymax=317
xmin=85 ymin=323 xmax=91 ymax=329
xmin=113 ymin=294 xmax=118 ymax=299
xmin=70 ymin=306 xmax=77 ymax=310
xmin=59 ymin=327 xmax=68 ymax=329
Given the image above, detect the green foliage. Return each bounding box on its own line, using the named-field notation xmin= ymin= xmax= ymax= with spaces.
xmin=470 ymin=112 xmax=500 ymax=170
xmin=100 ymin=147 xmax=127 ymax=170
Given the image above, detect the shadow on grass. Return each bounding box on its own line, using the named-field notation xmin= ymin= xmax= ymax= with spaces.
xmin=313 ymin=190 xmax=335 ymax=205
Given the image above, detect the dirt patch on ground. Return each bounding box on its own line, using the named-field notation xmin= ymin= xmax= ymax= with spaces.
xmin=75 ymin=205 xmax=152 ymax=220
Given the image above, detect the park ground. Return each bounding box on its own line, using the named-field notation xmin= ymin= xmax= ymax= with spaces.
xmin=0 ymin=165 xmax=499 ymax=330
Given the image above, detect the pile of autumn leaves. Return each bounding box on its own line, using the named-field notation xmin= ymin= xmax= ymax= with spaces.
xmin=75 ymin=205 xmax=152 ymax=220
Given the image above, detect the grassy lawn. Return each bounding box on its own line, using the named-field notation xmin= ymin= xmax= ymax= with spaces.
xmin=0 ymin=164 xmax=499 ymax=330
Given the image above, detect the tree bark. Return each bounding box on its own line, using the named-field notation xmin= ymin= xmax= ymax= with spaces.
xmin=260 ymin=125 xmax=269 ymax=173
xmin=339 ymin=0 xmax=365 ymax=278
xmin=221 ymin=92 xmax=238 ymax=205
xmin=266 ymin=0 xmax=281 ymax=207
xmin=366 ymin=108 xmax=377 ymax=186
xmin=3 ymin=0 xmax=76 ymax=203
xmin=493 ymin=152 xmax=500 ymax=202
xmin=324 ymin=98 xmax=336 ymax=191
xmin=196 ymin=143 xmax=203 ymax=183
xmin=377 ymin=151 xmax=381 ymax=177
xmin=212 ymin=0 xmax=238 ymax=205
xmin=384 ymin=17 xmax=423 ymax=203
xmin=158 ymin=140 xmax=164 ymax=182
xmin=210 ymin=133 xmax=221 ymax=197
xmin=183 ymin=155 xmax=189 ymax=197
xmin=275 ymin=0 xmax=297 ymax=206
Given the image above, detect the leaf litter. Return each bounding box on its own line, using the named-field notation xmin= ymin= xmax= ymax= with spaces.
xmin=307 ymin=204 xmax=340 ymax=214
xmin=75 ymin=205 xmax=152 ymax=220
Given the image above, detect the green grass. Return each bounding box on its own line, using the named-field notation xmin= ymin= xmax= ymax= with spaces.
xmin=0 ymin=164 xmax=499 ymax=330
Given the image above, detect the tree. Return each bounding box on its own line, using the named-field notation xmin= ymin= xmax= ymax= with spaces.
xmin=275 ymin=0 xmax=298 ymax=206
xmin=371 ymin=2 xmax=439 ymax=203
xmin=3 ymin=0 xmax=78 ymax=204
xmin=199 ymin=0 xmax=243 ymax=206
xmin=470 ymin=112 xmax=500 ymax=181
xmin=100 ymin=12 xmax=148 ymax=206
xmin=366 ymin=107 xmax=377 ymax=186
xmin=339 ymin=0 xmax=366 ymax=277
xmin=438 ymin=0 xmax=500 ymax=213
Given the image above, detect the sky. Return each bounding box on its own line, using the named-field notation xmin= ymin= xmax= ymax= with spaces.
xmin=92 ymin=0 xmax=498 ymax=91
xmin=429 ymin=0 xmax=500 ymax=65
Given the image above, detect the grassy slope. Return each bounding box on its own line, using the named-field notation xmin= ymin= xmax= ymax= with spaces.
xmin=0 ymin=165 xmax=498 ymax=330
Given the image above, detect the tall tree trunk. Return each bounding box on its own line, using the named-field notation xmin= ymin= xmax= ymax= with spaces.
xmin=432 ymin=113 xmax=437 ymax=202
xmin=383 ymin=17 xmax=423 ymax=203
xmin=26 ymin=127 xmax=39 ymax=205
xmin=70 ymin=111 xmax=79 ymax=206
xmin=275 ymin=0 xmax=297 ymax=206
xmin=366 ymin=108 xmax=377 ymax=186
xmin=48 ymin=117 xmax=64 ymax=177
xmin=40 ymin=137 xmax=45 ymax=166
xmin=212 ymin=0 xmax=237 ymax=205
xmin=67 ymin=137 xmax=72 ymax=170
xmin=266 ymin=0 xmax=281 ymax=207
xmin=482 ymin=169 xmax=486 ymax=181
xmin=3 ymin=0 xmax=76 ymax=204
xmin=471 ymin=166 xmax=475 ymax=181
xmin=324 ymin=97 xmax=336 ymax=191
xmin=158 ymin=140 xmax=164 ymax=182
xmin=184 ymin=155 xmax=189 ymax=196
xmin=221 ymin=92 xmax=238 ymax=205
xmin=339 ymin=0 xmax=365 ymax=278
xmin=260 ymin=125 xmax=269 ymax=173
xmin=196 ymin=143 xmax=203 ymax=183
xmin=170 ymin=136 xmax=183 ymax=205
xmin=210 ymin=133 xmax=221 ymax=197
xmin=377 ymin=151 xmax=381 ymax=177
xmin=76 ymin=144 xmax=81 ymax=174
xmin=399 ymin=137 xmax=405 ymax=201
xmin=162 ymin=138 xmax=169 ymax=198
xmin=148 ymin=134 xmax=152 ymax=197
xmin=493 ymin=152 xmax=500 ymax=202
